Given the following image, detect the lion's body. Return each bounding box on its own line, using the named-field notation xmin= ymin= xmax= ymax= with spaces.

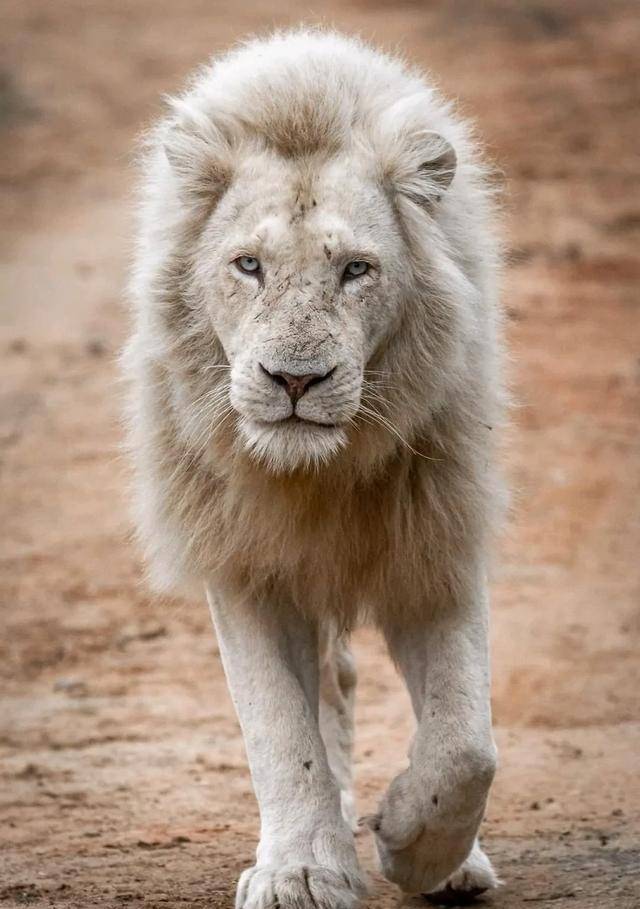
xmin=124 ymin=29 xmax=505 ymax=907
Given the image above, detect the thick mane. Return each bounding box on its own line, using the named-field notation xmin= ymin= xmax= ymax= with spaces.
xmin=124 ymin=29 xmax=505 ymax=622
xmin=172 ymin=30 xmax=452 ymax=159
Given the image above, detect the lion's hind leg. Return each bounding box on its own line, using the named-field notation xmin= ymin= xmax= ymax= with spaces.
xmin=319 ymin=627 xmax=358 ymax=831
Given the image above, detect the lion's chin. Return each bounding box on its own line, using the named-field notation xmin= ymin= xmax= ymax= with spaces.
xmin=239 ymin=417 xmax=348 ymax=473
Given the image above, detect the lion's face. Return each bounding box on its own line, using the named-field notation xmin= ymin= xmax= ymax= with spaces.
xmin=194 ymin=152 xmax=407 ymax=470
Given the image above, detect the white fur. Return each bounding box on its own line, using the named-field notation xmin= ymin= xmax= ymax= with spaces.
xmin=124 ymin=28 xmax=505 ymax=907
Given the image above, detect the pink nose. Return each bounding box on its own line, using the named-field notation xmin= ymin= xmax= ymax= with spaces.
xmin=259 ymin=364 xmax=334 ymax=404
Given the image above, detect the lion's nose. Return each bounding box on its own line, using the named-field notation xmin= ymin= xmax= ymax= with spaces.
xmin=259 ymin=363 xmax=335 ymax=404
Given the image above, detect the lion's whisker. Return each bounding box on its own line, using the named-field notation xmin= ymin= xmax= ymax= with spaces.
xmin=357 ymin=403 xmax=441 ymax=462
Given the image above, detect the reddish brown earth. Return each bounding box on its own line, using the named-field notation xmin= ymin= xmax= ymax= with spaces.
xmin=1 ymin=2 xmax=639 ymax=907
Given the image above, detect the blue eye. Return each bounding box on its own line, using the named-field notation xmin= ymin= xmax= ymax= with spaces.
xmin=235 ymin=255 xmax=261 ymax=275
xmin=343 ymin=261 xmax=369 ymax=280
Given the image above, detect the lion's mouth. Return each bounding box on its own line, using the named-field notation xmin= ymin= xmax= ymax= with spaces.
xmin=237 ymin=412 xmax=350 ymax=470
xmin=287 ymin=414 xmax=338 ymax=429
xmin=253 ymin=414 xmax=339 ymax=430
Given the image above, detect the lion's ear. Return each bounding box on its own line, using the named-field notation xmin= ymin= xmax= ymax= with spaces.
xmin=416 ymin=134 xmax=457 ymax=194
xmin=387 ymin=130 xmax=457 ymax=207
xmin=375 ymin=89 xmax=458 ymax=208
xmin=161 ymin=100 xmax=233 ymax=203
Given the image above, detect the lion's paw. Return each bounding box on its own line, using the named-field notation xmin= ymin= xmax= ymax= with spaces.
xmin=365 ymin=770 xmax=481 ymax=894
xmin=424 ymin=842 xmax=500 ymax=905
xmin=236 ymin=864 xmax=366 ymax=909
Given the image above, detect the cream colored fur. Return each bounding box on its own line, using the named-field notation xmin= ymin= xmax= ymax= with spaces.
xmin=124 ymin=28 xmax=505 ymax=908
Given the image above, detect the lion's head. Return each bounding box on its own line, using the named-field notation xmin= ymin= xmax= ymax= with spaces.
xmin=191 ymin=141 xmax=457 ymax=470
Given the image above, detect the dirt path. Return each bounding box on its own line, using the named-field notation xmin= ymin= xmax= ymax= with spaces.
xmin=1 ymin=2 xmax=639 ymax=907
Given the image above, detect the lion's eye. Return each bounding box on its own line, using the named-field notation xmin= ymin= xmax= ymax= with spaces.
xmin=235 ymin=255 xmax=261 ymax=275
xmin=343 ymin=261 xmax=369 ymax=280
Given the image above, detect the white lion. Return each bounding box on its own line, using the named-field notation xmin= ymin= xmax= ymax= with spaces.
xmin=124 ymin=28 xmax=505 ymax=909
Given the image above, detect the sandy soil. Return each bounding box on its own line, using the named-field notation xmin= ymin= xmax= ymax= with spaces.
xmin=1 ymin=2 xmax=639 ymax=907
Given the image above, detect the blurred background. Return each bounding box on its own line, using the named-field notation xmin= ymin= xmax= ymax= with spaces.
xmin=1 ymin=2 xmax=638 ymax=907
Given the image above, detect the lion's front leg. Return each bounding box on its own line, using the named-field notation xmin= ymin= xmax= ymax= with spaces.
xmin=369 ymin=579 xmax=498 ymax=896
xmin=206 ymin=584 xmax=366 ymax=909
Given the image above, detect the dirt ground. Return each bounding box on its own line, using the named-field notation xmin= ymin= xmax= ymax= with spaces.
xmin=1 ymin=1 xmax=639 ymax=907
